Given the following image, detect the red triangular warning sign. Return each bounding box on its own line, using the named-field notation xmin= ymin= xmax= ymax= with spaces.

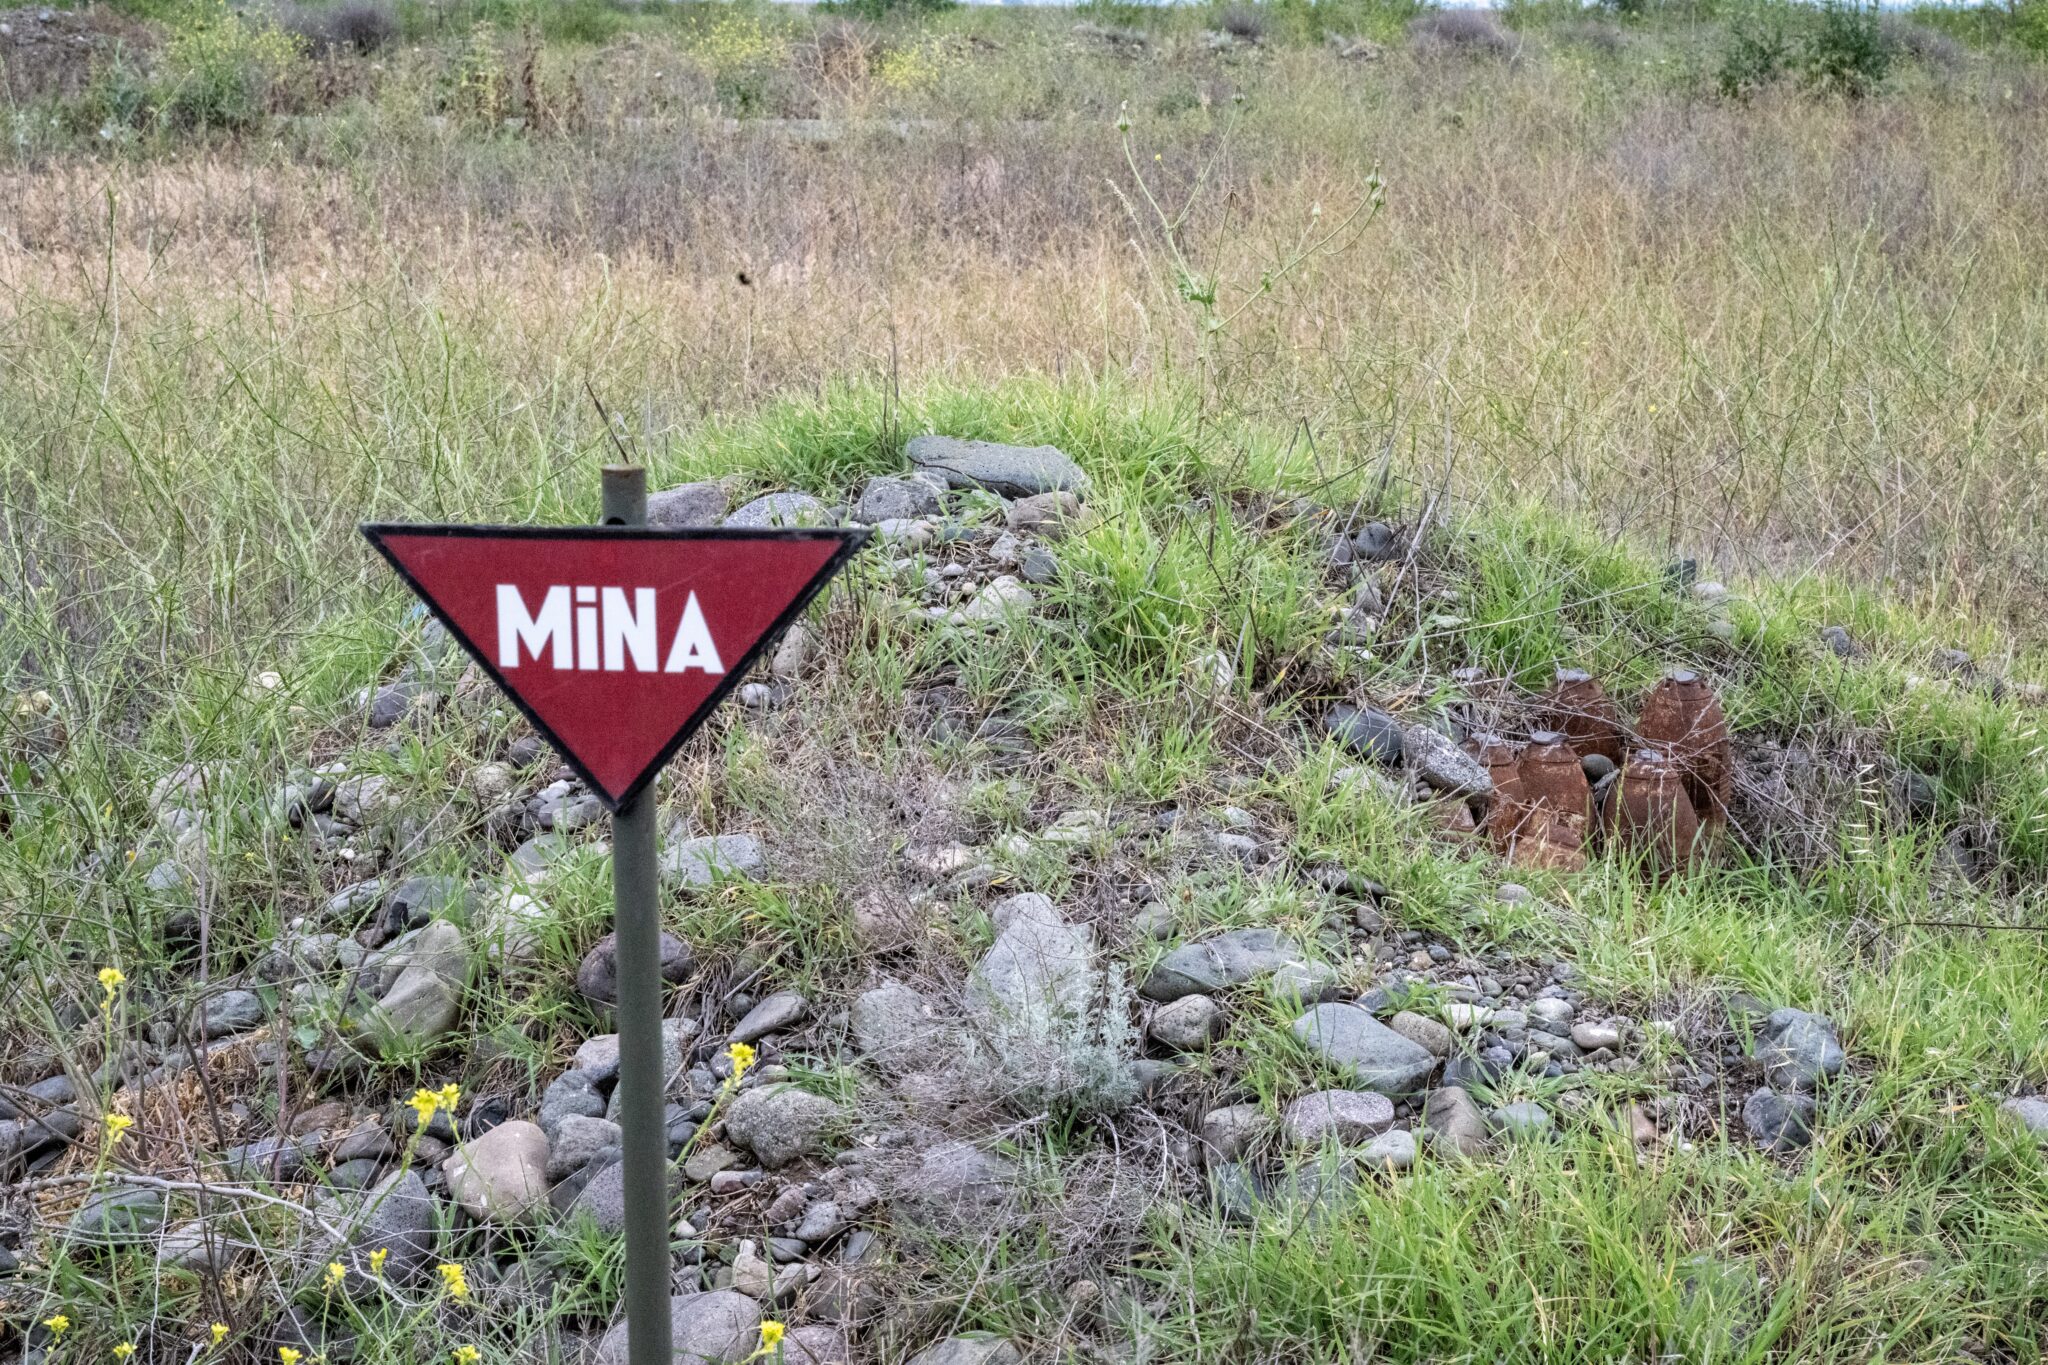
xmin=361 ymin=525 xmax=867 ymax=811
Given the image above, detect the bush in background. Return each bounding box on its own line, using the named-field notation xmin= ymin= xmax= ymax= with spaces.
xmin=817 ymin=0 xmax=956 ymax=21
xmin=157 ymin=0 xmax=303 ymax=128
xmin=1717 ymin=0 xmax=1892 ymax=99
xmin=284 ymin=1 xmax=399 ymax=55
xmin=1717 ymin=7 xmax=1795 ymax=95
xmin=1803 ymin=0 xmax=1892 ymax=96
xmin=2017 ymin=0 xmax=2048 ymax=55
xmin=1409 ymin=8 xmax=1520 ymax=58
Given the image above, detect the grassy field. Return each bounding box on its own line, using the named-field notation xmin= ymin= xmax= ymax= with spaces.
xmin=4 ymin=0 xmax=2048 ymax=1362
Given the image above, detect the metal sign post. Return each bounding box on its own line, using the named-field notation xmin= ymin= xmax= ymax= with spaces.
xmin=600 ymin=465 xmax=671 ymax=1365
xmin=359 ymin=470 xmax=868 ymax=1365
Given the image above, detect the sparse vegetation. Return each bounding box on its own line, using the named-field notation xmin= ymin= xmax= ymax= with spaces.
xmin=3 ymin=2 xmax=2048 ymax=1363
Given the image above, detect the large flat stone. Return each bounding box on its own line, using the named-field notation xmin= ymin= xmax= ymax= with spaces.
xmin=1289 ymin=1004 xmax=1437 ymax=1094
xmin=646 ymin=480 xmax=732 ymax=528
xmin=1142 ymin=928 xmax=1309 ymax=1002
xmin=906 ymin=435 xmax=1087 ymax=497
xmin=595 ymin=1290 xmax=761 ymax=1365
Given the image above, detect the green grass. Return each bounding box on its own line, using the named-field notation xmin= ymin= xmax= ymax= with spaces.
xmin=6 ymin=5 xmax=2048 ymax=1360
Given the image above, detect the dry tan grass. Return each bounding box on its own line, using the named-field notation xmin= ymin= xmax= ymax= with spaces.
xmin=4 ymin=31 xmax=2047 ymax=627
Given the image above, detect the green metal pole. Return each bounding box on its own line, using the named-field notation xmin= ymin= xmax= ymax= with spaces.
xmin=601 ymin=464 xmax=671 ymax=1365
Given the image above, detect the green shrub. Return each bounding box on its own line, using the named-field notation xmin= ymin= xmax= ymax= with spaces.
xmin=2016 ymin=0 xmax=2048 ymax=55
xmin=1717 ymin=0 xmax=1892 ymax=98
xmin=817 ymin=0 xmax=956 ymax=20
xmin=1802 ymin=0 xmax=1891 ymax=95
xmin=1716 ymin=9 xmax=1795 ymax=95
xmin=157 ymin=0 xmax=302 ymax=129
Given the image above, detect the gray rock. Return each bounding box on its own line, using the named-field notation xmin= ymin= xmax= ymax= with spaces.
xmin=1820 ymin=625 xmax=1855 ymax=658
xmin=966 ymin=896 xmax=1095 ymax=1028
xmin=1527 ymin=998 xmax=1575 ymax=1030
xmin=540 ymin=1070 xmax=607 ymax=1138
xmin=770 ymin=625 xmax=815 ymax=681
xmin=1351 ymin=521 xmax=1400 ymax=562
xmin=443 ymin=1120 xmax=550 ymax=1224
xmin=782 ymin=1324 xmax=851 ymax=1365
xmin=1743 ymin=1088 xmax=1817 ymax=1153
xmin=1005 ymin=491 xmax=1082 ymax=536
xmin=1756 ymin=1009 xmax=1845 ymax=1092
xmin=905 ymin=1338 xmax=1022 ymax=1365
xmin=358 ymin=920 xmax=469 ymax=1054
xmin=595 ymin=1290 xmax=762 ymax=1365
xmin=508 ymin=833 xmax=575 ymax=881
xmin=547 ymin=1115 xmax=623 ymax=1182
xmin=1570 ymin=1022 xmax=1622 ymax=1052
xmin=661 ymin=834 xmax=766 ymax=890
xmin=1488 ymin=1102 xmax=1553 ymax=1141
xmin=723 ymin=492 xmax=831 ymax=529
xmin=331 ymin=1123 xmax=394 ymax=1164
xmin=225 ymin=1135 xmax=314 ymax=1182
xmin=572 ymin=1036 xmax=623 ymax=1083
xmin=577 ymin=931 xmax=693 ymax=1006
xmin=1999 ymin=1096 xmax=2048 ymax=1140
xmin=1325 ymin=705 xmax=1404 ymax=765
xmin=723 ymin=1084 xmax=842 ymax=1169
xmin=907 ymin=435 xmax=1087 ymax=498
xmin=157 ymin=1219 xmax=234 ymax=1275
xmin=330 ymin=773 xmax=397 ymax=826
xmin=196 ymin=989 xmax=267 ymax=1038
xmin=368 ymin=681 xmax=421 ymax=729
xmin=1386 ymin=1010 xmax=1454 ymax=1058
xmin=1141 ymin=927 xmax=1310 ymax=1002
xmin=646 ymin=481 xmax=732 ymax=528
xmin=1290 ymin=1004 xmax=1437 ymax=1095
xmin=1263 ymin=1154 xmax=1361 ymax=1224
xmin=790 ymin=1198 xmax=846 ymax=1243
xmin=856 ymin=476 xmax=941 ymax=524
xmin=475 ymin=889 xmax=552 ymax=968
xmin=730 ymin=991 xmax=807 ymax=1044
xmin=332 ymin=1169 xmax=437 ymax=1290
xmin=1019 ymin=547 xmax=1059 ymax=584
xmin=852 ymin=983 xmax=953 ymax=1075
xmin=1402 ymin=725 xmax=1492 ymax=796
xmin=1359 ymin=1127 xmax=1418 ymax=1172
xmin=1199 ymin=1104 xmax=1269 ymax=1161
xmin=1283 ymin=1090 xmax=1396 ymax=1146
xmin=892 ymin=1141 xmax=1013 ymax=1228
xmin=271 ymin=1303 xmax=358 ymax=1363
xmin=1208 ymin=1160 xmax=1261 ymax=1223
xmin=566 ymin=1158 xmax=629 ymax=1233
xmin=66 ymin=1188 xmax=168 ymax=1246
xmin=948 ymin=576 xmax=1034 ymax=626
xmin=1422 ymin=1086 xmax=1489 ymax=1157
xmin=1148 ymin=995 xmax=1223 ymax=1052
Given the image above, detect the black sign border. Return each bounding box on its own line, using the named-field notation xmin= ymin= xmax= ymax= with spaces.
xmin=359 ymin=523 xmax=871 ymax=814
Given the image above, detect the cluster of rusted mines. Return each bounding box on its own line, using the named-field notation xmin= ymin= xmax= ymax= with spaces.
xmin=1461 ymin=668 xmax=1731 ymax=877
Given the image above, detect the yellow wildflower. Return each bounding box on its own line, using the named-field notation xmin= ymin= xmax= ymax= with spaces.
xmin=367 ymin=1247 xmax=390 ymax=1277
xmin=210 ymin=1324 xmax=230 ymax=1347
xmin=726 ymin=1042 xmax=757 ymax=1082
xmin=437 ymin=1262 xmax=470 ymax=1301
xmin=280 ymin=1349 xmax=303 ymax=1365
xmin=408 ymin=1088 xmax=443 ymax=1127
xmin=43 ymin=1316 xmax=70 ymax=1338
xmin=324 ymin=1260 xmax=346 ymax=1290
xmin=99 ymin=967 xmax=126 ymax=1004
xmin=113 ymin=1345 xmax=136 ymax=1361
xmin=758 ymin=1321 xmax=785 ymax=1350
xmin=104 ymin=1112 xmax=135 ymax=1146
xmin=452 ymin=1348 xmax=482 ymax=1365
xmin=437 ymin=1082 xmax=461 ymax=1115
